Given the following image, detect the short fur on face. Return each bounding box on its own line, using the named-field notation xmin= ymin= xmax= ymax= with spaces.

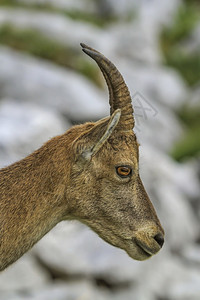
xmin=65 ymin=117 xmax=164 ymax=260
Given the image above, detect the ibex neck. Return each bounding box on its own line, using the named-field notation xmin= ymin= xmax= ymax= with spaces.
xmin=0 ymin=137 xmax=70 ymax=271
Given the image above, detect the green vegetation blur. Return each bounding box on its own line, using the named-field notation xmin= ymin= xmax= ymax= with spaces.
xmin=160 ymin=0 xmax=200 ymax=161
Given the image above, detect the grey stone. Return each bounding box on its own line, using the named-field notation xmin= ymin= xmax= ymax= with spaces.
xmin=139 ymin=146 xmax=199 ymax=249
xmin=0 ymin=8 xmax=114 ymax=56
xmin=133 ymin=254 xmax=200 ymax=300
xmin=0 ymin=7 xmax=164 ymax=64
xmin=181 ymin=244 xmax=200 ymax=265
xmin=86 ymin=0 xmax=181 ymax=27
xmin=0 ymin=254 xmax=49 ymax=292
xmin=166 ymin=264 xmax=200 ymax=300
xmin=0 ymin=47 xmax=108 ymax=122
xmin=138 ymin=0 xmax=182 ymax=28
xmin=108 ymin=21 xmax=162 ymax=64
xmin=0 ymin=98 xmax=69 ymax=167
xmin=119 ymin=61 xmax=189 ymax=110
xmin=134 ymin=102 xmax=183 ymax=152
xmin=140 ymin=145 xmax=200 ymax=200
xmin=12 ymin=0 xmax=182 ymax=26
xmin=116 ymin=63 xmax=188 ymax=152
xmin=16 ymin=0 xmax=96 ymax=13
xmin=0 ymin=281 xmax=113 ymax=300
xmin=33 ymin=221 xmax=142 ymax=285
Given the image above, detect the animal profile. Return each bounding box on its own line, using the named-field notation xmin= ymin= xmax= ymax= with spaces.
xmin=0 ymin=43 xmax=164 ymax=271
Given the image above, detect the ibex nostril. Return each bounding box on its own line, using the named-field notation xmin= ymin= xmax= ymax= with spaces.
xmin=154 ymin=233 xmax=164 ymax=248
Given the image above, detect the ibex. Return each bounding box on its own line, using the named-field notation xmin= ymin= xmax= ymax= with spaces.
xmin=0 ymin=43 xmax=164 ymax=271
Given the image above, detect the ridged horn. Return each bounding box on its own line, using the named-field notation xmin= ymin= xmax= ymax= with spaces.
xmin=80 ymin=43 xmax=134 ymax=131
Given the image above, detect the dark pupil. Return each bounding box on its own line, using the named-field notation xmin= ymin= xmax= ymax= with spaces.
xmin=119 ymin=167 xmax=130 ymax=175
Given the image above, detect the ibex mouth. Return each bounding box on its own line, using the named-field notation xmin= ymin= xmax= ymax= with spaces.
xmin=133 ymin=232 xmax=164 ymax=258
xmin=134 ymin=238 xmax=154 ymax=257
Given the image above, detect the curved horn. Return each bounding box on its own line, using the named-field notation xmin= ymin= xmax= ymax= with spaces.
xmin=80 ymin=43 xmax=134 ymax=131
xmin=80 ymin=43 xmax=114 ymax=115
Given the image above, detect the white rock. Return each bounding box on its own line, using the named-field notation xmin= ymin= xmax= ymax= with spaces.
xmin=0 ymin=47 xmax=108 ymax=122
xmin=140 ymin=146 xmax=200 ymax=200
xmin=134 ymin=253 xmax=200 ymax=300
xmin=95 ymin=0 xmax=138 ymax=17
xmin=114 ymin=62 xmax=188 ymax=152
xmin=108 ymin=21 xmax=162 ymax=64
xmin=33 ymin=221 xmax=142 ymax=284
xmin=0 ymin=7 xmax=163 ymax=64
xmin=88 ymin=0 xmax=181 ymax=28
xmin=182 ymin=244 xmax=200 ymax=265
xmin=139 ymin=146 xmax=199 ymax=249
xmin=0 ymin=99 xmax=69 ymax=167
xmin=15 ymin=0 xmax=181 ymax=28
xmin=0 ymin=281 xmax=113 ymax=300
xmin=134 ymin=101 xmax=183 ymax=152
xmin=138 ymin=0 xmax=182 ymax=28
xmin=16 ymin=0 xmax=96 ymax=13
xmin=0 ymin=254 xmax=49 ymax=292
xmin=155 ymin=181 xmax=198 ymax=249
xmin=119 ymin=61 xmax=189 ymax=110
xmin=0 ymin=8 xmax=114 ymax=56
xmin=166 ymin=265 xmax=200 ymax=300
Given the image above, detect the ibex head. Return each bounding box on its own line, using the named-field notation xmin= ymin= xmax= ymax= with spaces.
xmin=67 ymin=44 xmax=164 ymax=260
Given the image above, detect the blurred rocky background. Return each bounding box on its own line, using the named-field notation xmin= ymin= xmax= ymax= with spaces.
xmin=0 ymin=0 xmax=200 ymax=299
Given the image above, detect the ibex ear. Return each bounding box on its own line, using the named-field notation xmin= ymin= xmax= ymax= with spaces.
xmin=74 ymin=109 xmax=121 ymax=163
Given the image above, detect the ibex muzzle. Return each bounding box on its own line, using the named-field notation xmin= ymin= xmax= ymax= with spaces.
xmin=0 ymin=44 xmax=164 ymax=271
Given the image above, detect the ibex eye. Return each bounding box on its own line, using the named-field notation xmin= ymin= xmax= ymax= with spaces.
xmin=116 ymin=166 xmax=132 ymax=178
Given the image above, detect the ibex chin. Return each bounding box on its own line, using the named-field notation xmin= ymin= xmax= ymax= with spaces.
xmin=0 ymin=43 xmax=164 ymax=271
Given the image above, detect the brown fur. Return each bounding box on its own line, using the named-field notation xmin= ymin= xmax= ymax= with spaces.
xmin=0 ymin=46 xmax=164 ymax=271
